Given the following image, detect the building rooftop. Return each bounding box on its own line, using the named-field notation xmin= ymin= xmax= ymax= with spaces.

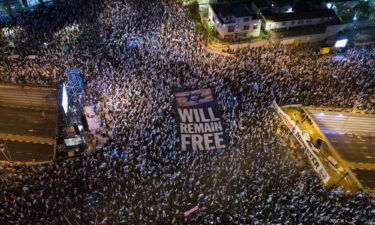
xmin=307 ymin=109 xmax=375 ymax=190
xmin=211 ymin=3 xmax=254 ymax=24
xmin=264 ymin=9 xmax=337 ymax=22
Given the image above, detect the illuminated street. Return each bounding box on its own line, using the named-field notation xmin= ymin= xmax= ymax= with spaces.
xmin=327 ymin=134 xmax=375 ymax=164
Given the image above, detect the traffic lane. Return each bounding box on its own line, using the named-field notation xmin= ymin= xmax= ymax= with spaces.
xmin=0 ymin=141 xmax=53 ymax=162
xmin=324 ymin=133 xmax=375 ymax=164
xmin=0 ymin=106 xmax=56 ymax=138
xmin=352 ymin=169 xmax=375 ymax=190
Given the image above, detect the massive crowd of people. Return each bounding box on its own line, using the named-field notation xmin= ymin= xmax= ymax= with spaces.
xmin=0 ymin=0 xmax=374 ymax=224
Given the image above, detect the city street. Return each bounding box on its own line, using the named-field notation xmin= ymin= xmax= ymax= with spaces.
xmin=0 ymin=105 xmax=56 ymax=139
xmin=325 ymin=133 xmax=375 ymax=164
xmin=0 ymin=141 xmax=53 ymax=162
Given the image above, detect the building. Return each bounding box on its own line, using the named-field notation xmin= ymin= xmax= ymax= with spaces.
xmin=208 ymin=2 xmax=261 ymax=40
xmin=0 ymin=0 xmax=51 ymax=15
xmin=262 ymin=9 xmax=338 ymax=31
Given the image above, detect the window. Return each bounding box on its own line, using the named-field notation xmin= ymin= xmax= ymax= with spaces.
xmin=298 ymin=20 xmax=304 ymax=24
xmin=282 ymin=21 xmax=287 ymax=26
xmin=243 ymin=25 xmax=250 ymax=31
xmin=244 ymin=17 xmax=250 ymax=22
xmin=291 ymin=21 xmax=295 ymax=25
xmin=228 ymin=25 xmax=235 ymax=32
xmin=253 ymin=24 xmax=258 ymax=30
xmin=306 ymin=19 xmax=312 ymax=23
xmin=267 ymin=23 xmax=272 ymax=29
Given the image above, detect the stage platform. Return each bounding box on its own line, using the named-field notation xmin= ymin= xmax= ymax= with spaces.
xmin=307 ymin=108 xmax=375 ymax=190
xmin=274 ymin=103 xmax=375 ymax=192
xmin=0 ymin=84 xmax=58 ymax=164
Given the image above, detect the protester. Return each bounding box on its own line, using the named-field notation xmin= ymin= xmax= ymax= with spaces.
xmin=0 ymin=0 xmax=374 ymax=224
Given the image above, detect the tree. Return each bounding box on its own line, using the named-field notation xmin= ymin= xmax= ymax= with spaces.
xmin=3 ymin=0 xmax=13 ymax=15
xmin=369 ymin=2 xmax=375 ymax=20
xmin=21 ymin=0 xmax=29 ymax=7
xmin=354 ymin=2 xmax=370 ymax=20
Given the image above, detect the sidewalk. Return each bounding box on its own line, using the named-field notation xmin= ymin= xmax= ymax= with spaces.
xmin=205 ymin=32 xmax=328 ymax=51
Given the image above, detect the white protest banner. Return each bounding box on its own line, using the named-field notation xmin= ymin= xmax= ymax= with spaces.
xmin=272 ymin=101 xmax=330 ymax=184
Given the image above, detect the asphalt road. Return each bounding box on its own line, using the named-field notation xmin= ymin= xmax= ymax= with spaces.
xmin=0 ymin=105 xmax=57 ymax=138
xmin=0 ymin=86 xmax=57 ymax=110
xmin=324 ymin=133 xmax=375 ymax=164
xmin=352 ymin=169 xmax=375 ymax=190
xmin=0 ymin=141 xmax=53 ymax=162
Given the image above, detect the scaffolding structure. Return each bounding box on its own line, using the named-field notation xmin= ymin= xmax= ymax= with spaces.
xmin=0 ymin=140 xmax=12 ymax=162
xmin=61 ymin=68 xmax=87 ymax=156
xmin=64 ymin=68 xmax=84 ymax=98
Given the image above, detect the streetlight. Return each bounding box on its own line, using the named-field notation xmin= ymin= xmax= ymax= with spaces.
xmin=353 ymin=14 xmax=358 ymax=21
